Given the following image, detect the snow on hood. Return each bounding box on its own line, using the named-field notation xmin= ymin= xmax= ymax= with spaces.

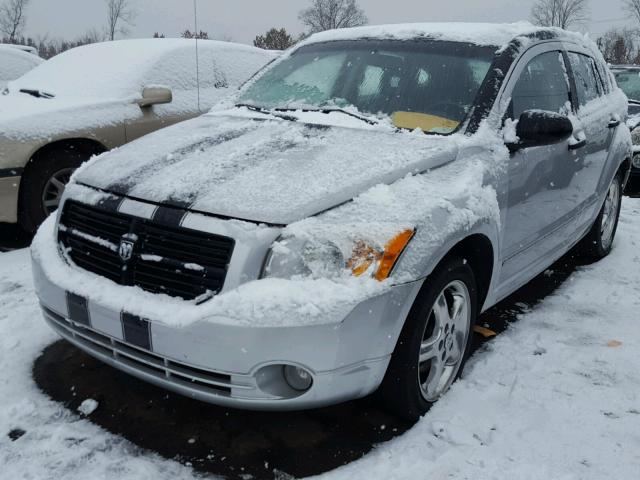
xmin=0 ymin=93 xmax=133 ymax=140
xmin=75 ymin=109 xmax=459 ymax=225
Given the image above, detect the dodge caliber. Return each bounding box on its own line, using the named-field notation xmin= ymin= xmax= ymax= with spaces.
xmin=32 ymin=23 xmax=632 ymax=419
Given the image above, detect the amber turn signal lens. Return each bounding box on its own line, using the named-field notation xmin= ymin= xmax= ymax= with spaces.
xmin=374 ymin=229 xmax=415 ymax=281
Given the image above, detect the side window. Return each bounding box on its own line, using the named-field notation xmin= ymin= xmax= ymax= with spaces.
xmin=511 ymin=51 xmax=571 ymax=119
xmin=568 ymin=52 xmax=601 ymax=106
xmin=594 ymin=59 xmax=612 ymax=94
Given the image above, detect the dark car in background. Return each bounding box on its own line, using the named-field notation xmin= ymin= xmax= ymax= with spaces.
xmin=612 ymin=66 xmax=640 ymax=192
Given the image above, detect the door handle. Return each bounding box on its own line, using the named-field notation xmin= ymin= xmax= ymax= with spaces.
xmin=569 ymin=137 xmax=587 ymax=150
xmin=608 ymin=119 xmax=620 ymax=128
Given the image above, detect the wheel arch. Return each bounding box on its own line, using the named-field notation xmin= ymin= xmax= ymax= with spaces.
xmin=18 ymin=138 xmax=108 ymax=228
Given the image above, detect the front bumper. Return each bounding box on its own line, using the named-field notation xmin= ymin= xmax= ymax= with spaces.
xmin=33 ymin=250 xmax=422 ymax=411
xmin=0 ymin=169 xmax=21 ymax=223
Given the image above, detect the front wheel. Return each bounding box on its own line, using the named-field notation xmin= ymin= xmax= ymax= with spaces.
xmin=577 ymin=171 xmax=623 ymax=260
xmin=378 ymin=258 xmax=477 ymax=421
xmin=19 ymin=148 xmax=90 ymax=233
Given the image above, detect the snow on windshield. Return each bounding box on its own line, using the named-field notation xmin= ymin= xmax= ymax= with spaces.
xmin=0 ymin=47 xmax=42 ymax=87
xmin=238 ymin=40 xmax=494 ymax=134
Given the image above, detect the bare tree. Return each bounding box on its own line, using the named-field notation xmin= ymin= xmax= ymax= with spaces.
xmin=530 ymin=0 xmax=589 ymax=29
xmin=299 ymin=0 xmax=367 ymax=34
xmin=254 ymin=28 xmax=295 ymax=50
xmin=625 ymin=0 xmax=640 ymax=25
xmin=105 ymin=0 xmax=135 ymax=41
xmin=598 ymin=28 xmax=640 ymax=64
xmin=0 ymin=0 xmax=29 ymax=43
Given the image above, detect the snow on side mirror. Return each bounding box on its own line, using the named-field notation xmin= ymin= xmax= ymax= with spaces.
xmin=137 ymin=86 xmax=173 ymax=108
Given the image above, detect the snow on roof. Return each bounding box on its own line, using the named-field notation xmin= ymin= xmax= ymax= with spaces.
xmin=300 ymin=21 xmax=585 ymax=49
xmin=9 ymin=39 xmax=270 ymax=100
xmin=0 ymin=43 xmax=38 ymax=55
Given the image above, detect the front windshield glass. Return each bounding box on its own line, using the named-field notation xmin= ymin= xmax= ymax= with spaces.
xmin=238 ymin=39 xmax=495 ymax=134
xmin=614 ymin=70 xmax=640 ymax=101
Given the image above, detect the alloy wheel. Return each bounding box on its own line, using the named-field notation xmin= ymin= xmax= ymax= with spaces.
xmin=601 ymin=179 xmax=621 ymax=250
xmin=42 ymin=167 xmax=75 ymax=216
xmin=418 ymin=280 xmax=471 ymax=402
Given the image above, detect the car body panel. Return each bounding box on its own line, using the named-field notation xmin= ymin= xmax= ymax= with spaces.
xmin=31 ymin=24 xmax=632 ymax=410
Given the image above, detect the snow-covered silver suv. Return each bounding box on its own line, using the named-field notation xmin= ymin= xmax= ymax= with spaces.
xmin=32 ymin=23 xmax=632 ymax=419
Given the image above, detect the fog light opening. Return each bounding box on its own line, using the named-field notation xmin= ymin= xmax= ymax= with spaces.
xmin=632 ymin=154 xmax=640 ymax=169
xmin=283 ymin=365 xmax=313 ymax=392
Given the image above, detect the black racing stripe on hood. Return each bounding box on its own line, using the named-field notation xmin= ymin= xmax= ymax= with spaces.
xmin=96 ymin=195 xmax=125 ymax=213
xmin=76 ymin=182 xmax=289 ymax=228
xmin=105 ymin=128 xmax=253 ymax=196
xmin=151 ymin=202 xmax=190 ymax=227
xmin=173 ymin=133 xmax=310 ymax=207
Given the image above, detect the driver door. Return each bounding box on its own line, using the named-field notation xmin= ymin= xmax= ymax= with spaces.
xmin=500 ymin=48 xmax=581 ymax=286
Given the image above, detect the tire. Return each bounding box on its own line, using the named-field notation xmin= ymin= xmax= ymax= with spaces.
xmin=577 ymin=170 xmax=623 ymax=260
xmin=19 ymin=146 xmax=93 ymax=233
xmin=378 ymin=257 xmax=478 ymax=421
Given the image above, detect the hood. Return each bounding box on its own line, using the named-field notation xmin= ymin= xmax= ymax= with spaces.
xmin=76 ymin=110 xmax=460 ymax=225
xmin=0 ymin=91 xmax=130 ymax=140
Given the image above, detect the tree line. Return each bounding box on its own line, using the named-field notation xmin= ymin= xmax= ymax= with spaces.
xmin=3 ymin=0 xmax=640 ymax=65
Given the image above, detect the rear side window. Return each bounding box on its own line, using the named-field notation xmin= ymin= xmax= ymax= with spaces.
xmin=568 ymin=52 xmax=601 ymax=106
xmin=511 ymin=51 xmax=571 ymax=119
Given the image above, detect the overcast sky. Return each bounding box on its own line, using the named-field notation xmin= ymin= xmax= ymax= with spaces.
xmin=21 ymin=0 xmax=635 ymax=45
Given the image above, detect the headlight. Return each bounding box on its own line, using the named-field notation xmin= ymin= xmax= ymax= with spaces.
xmin=262 ymin=229 xmax=414 ymax=281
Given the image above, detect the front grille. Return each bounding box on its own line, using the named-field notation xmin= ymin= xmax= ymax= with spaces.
xmin=43 ymin=306 xmax=237 ymax=396
xmin=58 ymin=200 xmax=235 ymax=300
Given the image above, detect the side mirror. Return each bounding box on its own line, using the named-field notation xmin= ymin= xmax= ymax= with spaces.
xmin=508 ymin=110 xmax=573 ymax=151
xmin=137 ymin=86 xmax=173 ymax=108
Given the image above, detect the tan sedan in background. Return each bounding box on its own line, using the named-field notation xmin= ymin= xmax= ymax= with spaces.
xmin=0 ymin=38 xmax=277 ymax=231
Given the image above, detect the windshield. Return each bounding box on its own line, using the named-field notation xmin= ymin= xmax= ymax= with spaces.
xmin=614 ymin=70 xmax=640 ymax=101
xmin=238 ymin=39 xmax=495 ymax=134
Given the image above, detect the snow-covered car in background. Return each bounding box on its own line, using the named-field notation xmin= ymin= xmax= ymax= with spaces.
xmin=32 ymin=23 xmax=631 ymax=420
xmin=0 ymin=39 xmax=277 ymax=231
xmin=0 ymin=45 xmax=43 ymax=89
xmin=611 ymin=66 xmax=640 ymax=192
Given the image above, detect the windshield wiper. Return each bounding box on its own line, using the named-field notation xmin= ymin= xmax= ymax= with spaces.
xmin=19 ymin=89 xmax=55 ymax=99
xmin=234 ymin=103 xmax=297 ymax=122
xmin=235 ymin=103 xmax=378 ymax=126
xmin=312 ymin=107 xmax=379 ymax=125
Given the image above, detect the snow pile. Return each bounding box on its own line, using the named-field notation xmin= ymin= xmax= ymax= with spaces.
xmin=2 ymin=200 xmax=640 ymax=478
xmin=77 ymin=399 xmax=98 ymax=416
xmin=299 ymin=21 xmax=547 ymax=48
xmin=0 ymin=249 xmax=194 ymax=480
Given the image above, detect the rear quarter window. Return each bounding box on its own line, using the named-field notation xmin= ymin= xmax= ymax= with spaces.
xmin=568 ymin=52 xmax=601 ymax=106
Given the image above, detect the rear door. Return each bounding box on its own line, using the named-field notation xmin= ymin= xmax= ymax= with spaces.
xmin=565 ymin=51 xmax=619 ymax=228
xmin=499 ymin=46 xmax=582 ymax=285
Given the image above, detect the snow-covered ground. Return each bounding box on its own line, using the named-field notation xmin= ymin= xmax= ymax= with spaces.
xmin=1 ymin=199 xmax=640 ymax=479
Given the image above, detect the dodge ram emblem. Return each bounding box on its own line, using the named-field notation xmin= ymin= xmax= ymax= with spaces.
xmin=118 ymin=235 xmax=136 ymax=262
